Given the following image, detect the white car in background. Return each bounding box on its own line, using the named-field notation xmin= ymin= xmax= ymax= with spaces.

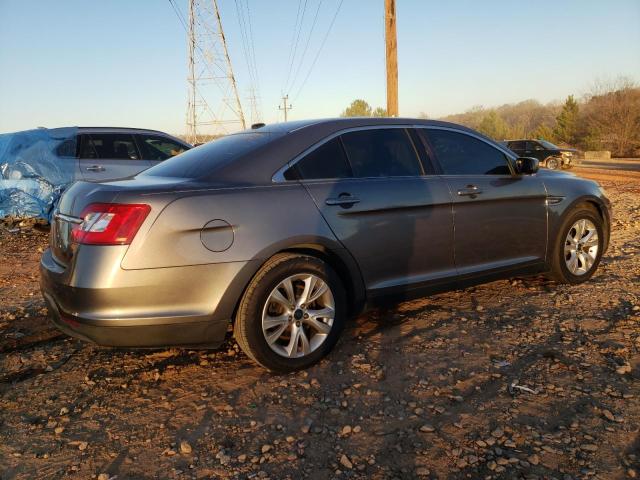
xmin=0 ymin=127 xmax=192 ymax=218
xmin=53 ymin=127 xmax=192 ymax=181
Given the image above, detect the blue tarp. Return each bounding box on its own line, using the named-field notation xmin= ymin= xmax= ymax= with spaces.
xmin=0 ymin=127 xmax=78 ymax=220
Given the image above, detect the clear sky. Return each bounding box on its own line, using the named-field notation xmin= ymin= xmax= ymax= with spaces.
xmin=1 ymin=0 xmax=639 ymax=136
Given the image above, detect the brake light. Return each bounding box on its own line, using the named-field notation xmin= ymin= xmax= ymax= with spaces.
xmin=72 ymin=203 xmax=151 ymax=245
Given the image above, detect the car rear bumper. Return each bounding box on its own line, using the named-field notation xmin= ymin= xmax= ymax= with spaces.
xmin=39 ymin=248 xmax=257 ymax=348
xmin=42 ymin=290 xmax=228 ymax=347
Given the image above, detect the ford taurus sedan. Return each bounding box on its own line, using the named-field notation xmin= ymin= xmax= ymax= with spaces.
xmin=40 ymin=118 xmax=611 ymax=371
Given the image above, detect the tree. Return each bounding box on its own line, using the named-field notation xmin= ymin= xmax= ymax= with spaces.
xmin=477 ymin=111 xmax=510 ymax=140
xmin=341 ymin=99 xmax=373 ymax=117
xmin=531 ymin=123 xmax=555 ymax=142
xmin=581 ymin=78 xmax=640 ymax=157
xmin=553 ymin=95 xmax=580 ymax=145
xmin=372 ymin=107 xmax=387 ymax=117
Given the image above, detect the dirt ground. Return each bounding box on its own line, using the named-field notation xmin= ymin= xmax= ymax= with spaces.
xmin=1 ymin=167 xmax=639 ymax=480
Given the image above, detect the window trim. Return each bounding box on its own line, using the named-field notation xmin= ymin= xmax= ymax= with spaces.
xmin=272 ymin=125 xmax=426 ymax=183
xmin=418 ymin=126 xmax=517 ymax=176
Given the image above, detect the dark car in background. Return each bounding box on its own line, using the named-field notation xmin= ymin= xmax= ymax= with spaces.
xmin=504 ymin=139 xmax=579 ymax=170
xmin=40 ymin=118 xmax=611 ymax=372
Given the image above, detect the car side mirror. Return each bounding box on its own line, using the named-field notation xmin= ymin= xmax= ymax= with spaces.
xmin=515 ymin=157 xmax=539 ymax=175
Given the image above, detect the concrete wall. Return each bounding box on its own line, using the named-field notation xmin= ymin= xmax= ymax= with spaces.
xmin=584 ymin=151 xmax=611 ymax=160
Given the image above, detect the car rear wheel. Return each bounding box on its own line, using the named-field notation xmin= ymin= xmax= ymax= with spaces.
xmin=234 ymin=253 xmax=346 ymax=372
xmin=549 ymin=206 xmax=604 ymax=284
xmin=546 ymin=157 xmax=561 ymax=170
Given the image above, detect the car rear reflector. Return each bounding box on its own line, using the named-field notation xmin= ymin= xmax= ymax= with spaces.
xmin=72 ymin=203 xmax=151 ymax=245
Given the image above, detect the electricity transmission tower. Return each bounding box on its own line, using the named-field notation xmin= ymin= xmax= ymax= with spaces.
xmin=186 ymin=0 xmax=246 ymax=144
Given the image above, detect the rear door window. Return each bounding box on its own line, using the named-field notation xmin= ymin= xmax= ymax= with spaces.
xmin=425 ymin=129 xmax=512 ymax=175
xmin=339 ymin=128 xmax=423 ymax=177
xmin=55 ymin=137 xmax=78 ymax=158
xmin=81 ymin=134 xmax=140 ymax=160
xmin=289 ymin=137 xmax=352 ymax=180
xmin=78 ymin=135 xmax=98 ymax=159
xmin=508 ymin=141 xmax=526 ymax=151
xmin=136 ymin=134 xmax=188 ymax=161
xmin=526 ymin=141 xmax=544 ymax=151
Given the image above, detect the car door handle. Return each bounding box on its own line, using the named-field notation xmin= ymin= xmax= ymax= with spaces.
xmin=457 ymin=185 xmax=482 ymax=196
xmin=325 ymin=195 xmax=361 ymax=206
xmin=85 ymin=165 xmax=105 ymax=172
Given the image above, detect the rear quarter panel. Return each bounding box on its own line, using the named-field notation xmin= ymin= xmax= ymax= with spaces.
xmin=120 ymin=183 xmax=345 ymax=270
xmin=117 ymin=183 xmax=363 ymax=318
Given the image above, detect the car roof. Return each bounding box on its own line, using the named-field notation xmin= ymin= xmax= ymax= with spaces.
xmin=77 ymin=127 xmax=178 ymax=135
xmin=212 ymin=117 xmax=511 ymax=185
xmin=255 ymin=117 xmax=478 ymax=134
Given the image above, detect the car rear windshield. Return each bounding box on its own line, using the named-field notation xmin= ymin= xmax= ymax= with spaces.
xmin=141 ymin=132 xmax=273 ymax=178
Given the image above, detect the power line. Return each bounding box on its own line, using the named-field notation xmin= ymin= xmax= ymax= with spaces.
xmin=233 ymin=0 xmax=262 ymax=122
xmin=234 ymin=2 xmax=257 ymax=91
xmin=168 ymin=0 xmax=189 ymax=32
xmin=283 ymin=0 xmax=303 ymax=91
xmin=243 ymin=0 xmax=263 ymax=120
xmin=287 ymin=0 xmax=323 ymax=95
xmin=293 ymin=0 xmax=344 ymax=103
xmin=283 ymin=0 xmax=309 ymax=94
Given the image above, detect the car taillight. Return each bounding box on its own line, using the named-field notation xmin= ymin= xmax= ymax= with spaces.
xmin=71 ymin=203 xmax=151 ymax=245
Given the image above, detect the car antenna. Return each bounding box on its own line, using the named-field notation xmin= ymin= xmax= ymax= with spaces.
xmin=251 ymin=123 xmax=266 ymax=130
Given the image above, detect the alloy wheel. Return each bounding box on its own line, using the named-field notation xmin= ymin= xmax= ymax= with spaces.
xmin=261 ymin=274 xmax=335 ymax=358
xmin=564 ymin=218 xmax=599 ymax=275
xmin=547 ymin=158 xmax=560 ymax=170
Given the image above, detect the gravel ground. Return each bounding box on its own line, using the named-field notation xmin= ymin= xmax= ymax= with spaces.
xmin=0 ymin=167 xmax=639 ymax=480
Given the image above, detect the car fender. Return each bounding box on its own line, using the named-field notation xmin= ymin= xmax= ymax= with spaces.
xmin=546 ymin=193 xmax=611 ymax=256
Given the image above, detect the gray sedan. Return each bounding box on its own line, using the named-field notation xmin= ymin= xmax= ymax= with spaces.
xmin=40 ymin=118 xmax=611 ymax=371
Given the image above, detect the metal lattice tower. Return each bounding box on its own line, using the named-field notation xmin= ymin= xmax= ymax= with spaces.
xmin=186 ymin=0 xmax=246 ymax=144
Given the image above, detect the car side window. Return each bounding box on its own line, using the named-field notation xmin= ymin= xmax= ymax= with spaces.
xmin=425 ymin=129 xmax=512 ymax=175
xmin=55 ymin=136 xmax=78 ymax=158
xmin=289 ymin=137 xmax=352 ymax=180
xmin=340 ymin=128 xmax=422 ymax=178
xmin=78 ymin=135 xmax=98 ymax=159
xmin=81 ymin=134 xmax=139 ymax=160
xmin=527 ymin=141 xmax=543 ymax=151
xmin=509 ymin=141 xmax=525 ymax=151
xmin=137 ymin=134 xmax=188 ymax=161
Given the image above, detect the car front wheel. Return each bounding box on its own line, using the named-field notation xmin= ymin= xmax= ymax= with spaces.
xmin=549 ymin=206 xmax=604 ymax=284
xmin=546 ymin=157 xmax=561 ymax=170
xmin=234 ymin=253 xmax=346 ymax=372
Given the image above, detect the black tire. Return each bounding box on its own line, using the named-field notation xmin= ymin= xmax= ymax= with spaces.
xmin=234 ymin=253 xmax=346 ymax=372
xmin=545 ymin=157 xmax=561 ymax=170
xmin=548 ymin=205 xmax=604 ymax=284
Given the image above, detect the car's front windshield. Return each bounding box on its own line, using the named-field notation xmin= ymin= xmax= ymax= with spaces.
xmin=538 ymin=140 xmax=559 ymax=149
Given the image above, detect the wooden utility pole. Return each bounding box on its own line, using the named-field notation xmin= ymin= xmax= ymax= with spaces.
xmin=279 ymin=95 xmax=293 ymax=121
xmin=385 ymin=0 xmax=398 ymax=117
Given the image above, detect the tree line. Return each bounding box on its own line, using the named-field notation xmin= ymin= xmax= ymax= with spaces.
xmin=341 ymin=78 xmax=640 ymax=157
